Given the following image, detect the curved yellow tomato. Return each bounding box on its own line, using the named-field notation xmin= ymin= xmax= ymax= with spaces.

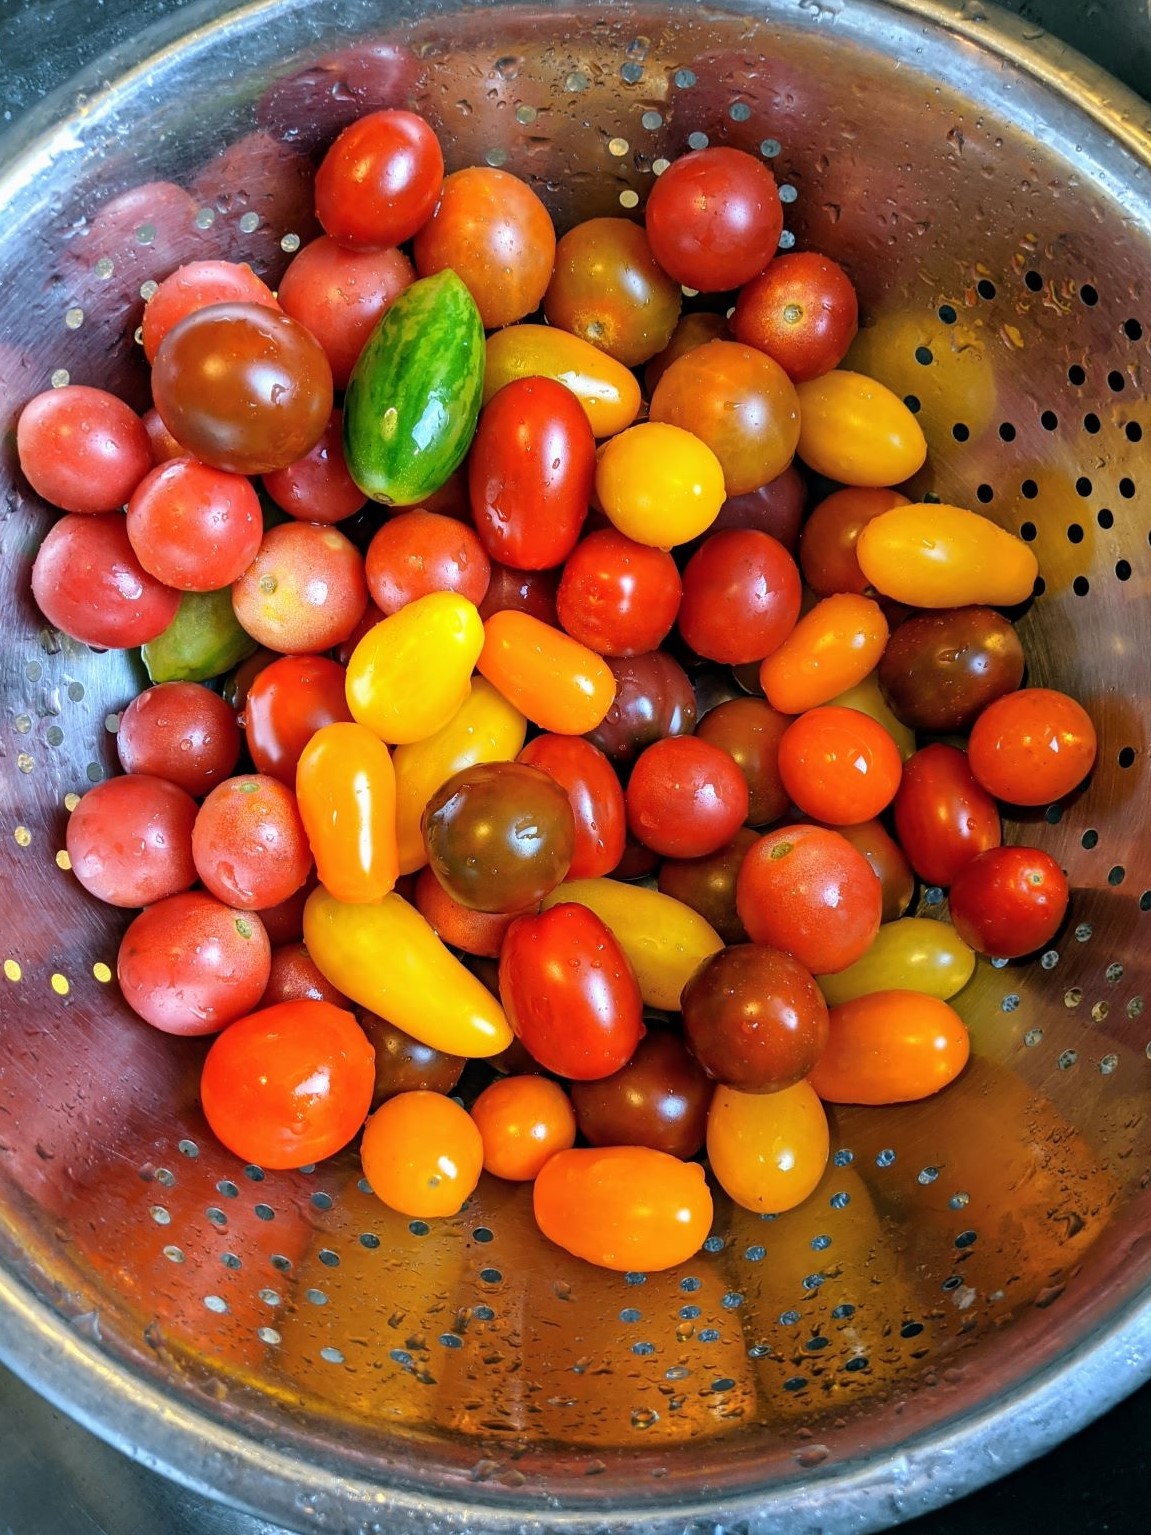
xmin=706 ymin=1081 xmax=829 ymax=1214
xmin=827 ymin=670 xmax=916 ymax=760
xmin=856 ymin=502 xmax=1039 ymax=607
xmin=817 ymin=916 xmax=975 ymax=1006
xmin=796 ymin=370 xmax=927 ymax=487
xmin=345 ymin=592 xmax=484 ymax=745
xmin=595 ymin=422 xmax=726 ymax=548
xmin=808 ymin=990 xmax=970 ymax=1105
xmin=760 ymin=593 xmax=889 ymax=715
xmin=484 ymin=324 xmax=641 ymax=438
xmin=295 ymin=722 xmax=397 ymax=904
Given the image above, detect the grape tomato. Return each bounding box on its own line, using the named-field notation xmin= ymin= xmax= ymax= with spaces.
xmin=517 ymin=733 xmax=627 ymax=880
xmin=706 ymin=1081 xmax=829 ymax=1214
xmin=817 ymin=917 xmax=975 ymax=1006
xmin=808 ymin=991 xmax=970 ymax=1105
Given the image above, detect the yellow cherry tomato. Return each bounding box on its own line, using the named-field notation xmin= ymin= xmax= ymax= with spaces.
xmin=827 ymin=670 xmax=916 ymax=761
xmin=856 ymin=502 xmax=1040 ymax=607
xmin=303 ymin=885 xmax=513 ymax=1057
xmin=807 ymin=990 xmax=970 ymax=1105
xmin=706 ymin=1082 xmax=829 ymax=1214
xmin=345 ymin=592 xmax=484 ymax=745
xmin=295 ymin=722 xmax=398 ymax=904
xmin=541 ymin=877 xmax=722 ymax=1011
xmin=484 ymin=324 xmax=642 ymax=438
xmin=795 ymin=370 xmax=927 ymax=487
xmin=760 ymin=593 xmax=889 ymax=715
xmin=361 ymin=1090 xmax=483 ymax=1218
xmin=478 ymin=610 xmax=616 ymax=734
xmin=595 ymin=422 xmax=726 ymax=548
xmin=817 ymin=917 xmax=975 ymax=1006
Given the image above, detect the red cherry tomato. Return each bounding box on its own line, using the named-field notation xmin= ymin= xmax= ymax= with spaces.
xmin=556 ymin=529 xmax=681 ymax=657
xmin=17 ymin=385 xmax=152 ymax=514
xmin=518 ymin=733 xmax=627 ymax=879
xmin=626 ymin=735 xmax=750 ymax=858
xmin=948 ymin=846 xmax=1070 ymax=959
xmin=126 ymin=458 xmax=263 ymax=591
xmin=232 ymin=522 xmax=368 ymax=654
xmin=777 ymin=705 xmax=903 ymax=825
xmin=31 ymin=512 xmax=180 ymax=649
xmin=731 ymin=252 xmax=859 ymax=382
xmin=192 ymin=774 xmax=313 ymax=910
xmin=261 ymin=410 xmax=367 ymax=524
xmin=677 ymin=529 xmax=801 ymax=665
xmin=967 ymin=688 xmax=1098 ymax=806
xmin=66 ymin=774 xmax=198 ymax=908
xmin=276 ymin=236 xmax=414 ymax=388
xmin=414 ymin=865 xmax=515 ymax=958
xmin=117 ymin=682 xmax=241 ymax=797
xmin=470 ymin=1075 xmax=578 ymax=1182
xmin=644 ymin=147 xmax=783 ymax=292
xmin=479 ymin=562 xmax=560 ymax=626
xmin=892 ymin=744 xmax=1001 ymax=888
xmin=799 ymin=487 xmax=909 ymax=597
xmin=314 ymin=109 xmax=444 ymax=249
xmin=141 ymin=259 xmax=280 ymax=363
xmin=365 ymin=509 xmax=491 ymax=614
xmin=262 ymin=942 xmax=350 ymax=1008
xmin=243 ymin=654 xmax=353 ymax=786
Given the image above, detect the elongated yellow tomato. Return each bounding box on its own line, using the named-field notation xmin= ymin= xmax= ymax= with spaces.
xmin=817 ymin=917 xmax=975 ymax=1006
xmin=296 ymin=722 xmax=397 ymax=904
xmin=856 ymin=503 xmax=1040 ymax=607
xmin=706 ymin=1082 xmax=829 ymax=1214
xmin=541 ymin=878 xmax=722 ymax=1011
xmin=393 ymin=677 xmax=527 ymax=874
xmin=595 ymin=422 xmax=726 ymax=548
xmin=345 ymin=592 xmax=484 ymax=745
xmin=827 ymin=670 xmax=915 ymax=761
xmin=795 ymin=370 xmax=927 ymax=487
xmin=484 ymin=324 xmax=642 ymax=438
xmin=303 ymin=886 xmax=512 ymax=1057
xmin=807 ymin=990 xmax=970 ymax=1105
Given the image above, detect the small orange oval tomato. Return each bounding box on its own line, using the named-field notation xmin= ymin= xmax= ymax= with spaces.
xmin=296 ymin=721 xmax=398 ymax=904
xmin=478 ymin=610 xmax=616 ymax=734
xmin=795 ymin=370 xmax=927 ymax=487
xmin=361 ymin=1089 xmax=483 ymax=1218
xmin=471 ymin=1075 xmax=577 ymax=1181
xmin=807 ymin=990 xmax=970 ymax=1105
xmin=856 ymin=502 xmax=1039 ymax=608
xmin=595 ymin=422 xmax=726 ymax=548
xmin=705 ymin=1081 xmax=828 ymax=1214
xmin=484 ymin=324 xmax=642 ymax=439
xmin=532 ymin=1146 xmax=713 ymax=1271
xmin=760 ymin=593 xmax=889 ymax=715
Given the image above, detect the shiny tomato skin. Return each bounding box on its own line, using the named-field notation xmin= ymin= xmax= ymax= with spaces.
xmin=706 ymin=1080 xmax=828 ymax=1214
xmin=414 ymin=865 xmax=515 ymax=958
xmin=261 ymin=410 xmax=367 ymax=525
xmin=126 ymin=458 xmax=263 ymax=591
xmin=361 ymin=1091 xmax=483 ymax=1218
xmin=808 ymin=990 xmax=969 ymax=1105
xmin=644 ymin=147 xmax=782 ymax=292
xmin=358 ymin=1013 xmax=465 ymax=1106
xmin=276 ymin=236 xmax=415 ymax=388
xmin=760 ymin=593 xmax=890 ymax=716
xmin=878 ymin=606 xmax=1026 ymax=735
xmin=117 ymin=681 xmax=241 ymax=798
xmin=585 ymin=650 xmax=697 ymax=765
xmin=892 ymin=744 xmax=1001 ymax=888
xmin=570 ymin=1030 xmax=714 ymax=1159
xmin=544 ymin=216 xmax=682 ymax=367
xmin=556 ymin=529 xmax=681 ymax=657
xmin=470 ymin=1075 xmax=577 ymax=1182
xmin=479 ymin=562 xmax=560 ymax=626
xmin=66 ymin=774 xmax=198 ymax=908
xmin=833 ymin=818 xmax=916 ymax=923
xmin=657 ymin=826 xmax=758 ymax=945
xmin=518 ymin=733 xmax=627 ymax=880
xmin=31 ymin=512 xmax=180 ymax=649
xmin=314 ymin=109 xmax=444 ymax=249
xmin=192 ymin=773 xmax=313 ymax=910
xmin=777 ymin=705 xmax=903 ymax=826
xmin=731 ymin=252 xmax=859 ymax=382
xmin=366 ymin=509 xmax=490 ymax=614
xmin=799 ymin=487 xmax=909 ymax=597
xmin=142 ymin=259 xmax=279 ymax=363
xmin=261 ymin=942 xmax=350 ymax=1009
xmin=243 ymin=654 xmax=352 ymax=786
xmin=626 ymin=735 xmax=749 ymax=859
xmin=948 ymin=846 xmax=1070 ymax=959
xmin=17 ymin=385 xmax=152 ymax=514
xmin=696 ymin=698 xmax=792 ymax=827
xmin=231 ymin=522 xmax=368 ymax=654
xmin=678 ymin=529 xmax=801 ymax=665
xmin=644 ymin=310 xmax=731 ymax=395
xmin=967 ymin=688 xmax=1097 ymax=806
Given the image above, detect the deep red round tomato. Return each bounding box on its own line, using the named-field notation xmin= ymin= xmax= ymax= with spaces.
xmin=556 ymin=528 xmax=681 ymax=656
xmin=314 ymin=109 xmax=444 ymax=249
xmin=696 ymin=697 xmax=791 ymax=827
xmin=570 ymin=1030 xmax=714 ymax=1159
xmin=708 ymin=464 xmax=808 ymax=553
xmin=948 ymin=846 xmax=1070 ymax=959
xmin=126 ymin=458 xmax=263 ymax=591
xmin=117 ymin=892 xmax=271 ymax=1035
xmin=117 ymin=682 xmax=241 ymax=797
xmin=517 ymin=733 xmax=627 ymax=879
xmin=731 ymin=252 xmax=859 ymax=382
xmin=31 ymin=512 xmax=180 ymax=649
xmin=586 ymin=650 xmax=697 ymax=765
xmin=644 ymin=147 xmax=782 ymax=292
xmin=893 ymin=744 xmax=1001 ymax=888
xmin=657 ymin=827 xmax=757 ymax=944
xmin=777 ymin=705 xmax=903 ymax=825
xmin=262 ymin=942 xmax=350 ymax=1009
xmin=276 ymin=236 xmax=415 ymax=389
xmin=677 ymin=529 xmax=801 ymax=664
xmin=468 ymin=378 xmax=595 ymax=570
xmin=243 ymin=654 xmax=353 ymax=785
xmin=479 ymin=562 xmax=560 ymax=626
xmin=262 ymin=409 xmax=367 ymax=524
xmin=627 ymin=735 xmax=749 ymax=858
xmin=799 ymin=487 xmax=908 ymax=597
xmin=413 ymin=865 xmax=515 ymax=958
xmin=17 ymin=385 xmax=152 ymax=514
xmin=66 ymin=774 xmax=198 ymax=908
xmin=967 ymin=688 xmax=1098 ymax=806
xmin=736 ymin=824 xmax=882 ymax=975
xmin=231 ymin=522 xmax=368 ymax=653
xmin=141 ymin=259 xmax=280 ymax=363
xmin=499 ymin=902 xmax=644 ymax=1079
xmin=366 ymin=509 xmax=491 ymax=614
xmin=192 ymin=774 xmax=313 ymax=910
xmin=201 ymin=999 xmax=376 ymax=1169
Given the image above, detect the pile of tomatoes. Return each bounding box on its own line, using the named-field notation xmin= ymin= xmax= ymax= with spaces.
xmin=18 ymin=107 xmax=1098 ymax=1275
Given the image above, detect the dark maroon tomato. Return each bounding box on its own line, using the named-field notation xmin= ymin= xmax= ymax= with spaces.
xmin=611 ymin=833 xmax=662 ymax=882
xmin=657 ymin=826 xmax=758 ymax=944
xmin=357 ymin=1011 xmax=465 ymax=1106
xmin=627 ymin=735 xmax=749 ymax=858
xmin=517 ymin=734 xmax=627 ymax=880
xmin=126 ymin=458 xmax=263 ymax=591
xmin=478 ymin=562 xmax=560 ymax=626
xmin=948 ymin=846 xmax=1069 ymax=959
xmin=365 ymin=509 xmax=490 ymax=615
xmin=798 ymin=487 xmax=907 ymax=598
xmin=834 ymin=818 xmax=916 ymax=923
xmin=314 ymin=109 xmax=444 ymax=250
xmin=192 ymin=774 xmax=313 ymax=910
xmin=243 ymin=654 xmax=353 ymax=785
xmin=262 ymin=409 xmax=367 ymax=524
xmin=276 ymin=237 xmax=414 ymax=389
xmin=879 ymin=607 xmax=1027 ymax=733
xmin=499 ymin=903 xmax=644 ymax=1079
xmin=892 ymin=744 xmax=1001 ymax=889
xmin=556 ymin=529 xmax=681 ymax=657
xmin=262 ymin=942 xmax=351 ymax=1008
xmin=31 ymin=513 xmax=181 ymax=649
xmin=17 ymin=385 xmax=152 ymax=514
xmin=678 ymin=529 xmax=801 ymax=665
xmin=731 ymin=252 xmax=859 ymax=383
xmin=66 ymin=774 xmax=198 ymax=908
xmin=644 ymin=147 xmax=783 ymax=292
xmin=257 ymin=879 xmax=315 ymax=947
xmin=696 ymin=697 xmax=791 ymax=826
xmin=117 ymin=682 xmax=241 ymax=797
xmin=682 ymin=943 xmax=829 ymax=1092
xmin=570 ymin=1030 xmax=713 ymax=1158
xmin=585 ymin=650 xmax=697 ymax=765
xmin=707 ymin=464 xmax=808 ymax=553
xmin=468 ymin=378 xmax=595 ymax=571
xmin=152 ymin=303 xmax=333 ymax=476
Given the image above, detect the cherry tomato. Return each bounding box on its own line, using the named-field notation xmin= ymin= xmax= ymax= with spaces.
xmin=414 ymin=865 xmax=515 ymax=957
xmin=807 ymin=991 xmax=969 ymax=1105
xmin=556 ymin=529 xmax=682 ymax=657
xmin=658 ymin=828 xmax=757 ymax=945
xmin=826 ymin=670 xmax=915 ymax=761
xmin=468 ymin=378 xmax=595 ymax=570
xmin=948 ymin=846 xmax=1070 ymax=959
xmin=276 ymin=236 xmax=415 ymax=388
xmin=262 ymin=942 xmax=350 ymax=1009
xmin=478 ymin=610 xmax=616 ymax=735
xmin=361 ymin=1090 xmax=483 ymax=1218
xmin=799 ymin=487 xmax=909 ymax=597
xmin=192 ymin=773 xmax=312 ymax=909
xmin=423 ymin=761 xmax=575 ymax=913
xmin=570 ymin=1031 xmax=713 ymax=1159
xmin=596 ymin=422 xmax=726 ymax=548
xmin=544 ymin=216 xmax=681 ymax=366
xmin=818 ymin=917 xmax=974 ymax=1006
xmin=413 ymin=166 xmax=556 ymax=329
xmin=967 ymin=688 xmax=1097 ymax=806
xmin=358 ymin=1013 xmax=465 ymax=1106
xmin=831 ymin=819 xmax=915 ymax=923
xmin=585 ymin=650 xmax=696 ymax=765
xmin=856 ymin=502 xmax=1040 ymax=608
xmin=731 ymin=252 xmax=858 ymax=382
xmin=644 ymin=147 xmax=782 ymax=292
xmin=243 ymin=654 xmax=352 ymax=786
xmin=143 ymin=408 xmax=184 ymax=465
xmin=678 ymin=529 xmax=801 ymax=665
xmin=517 ymin=733 xmax=627 ymax=880
xmin=892 ymin=744 xmax=1001 ymax=887
xmin=696 ymin=698 xmax=791 ymax=827
xmin=296 ymin=722 xmax=398 ymax=904
xmin=261 ymin=409 xmax=367 ymax=524
xmin=117 ymin=892 xmax=271 ymax=1036
xmin=484 ymin=324 xmax=641 ymax=439
xmin=736 ymin=824 xmax=882 ymax=975
xmin=366 ymin=510 xmax=490 ymax=614
xmin=533 ymin=1146 xmax=713 ymax=1271
xmin=152 ymin=303 xmax=333 ymax=476
xmin=17 ymin=385 xmax=152 ymax=514
xmin=471 ymin=1075 xmax=577 ymax=1182
xmin=706 ymin=1081 xmax=829 ymax=1213
xmin=760 ymin=593 xmax=889 ymax=715
xmin=650 ymin=340 xmax=801 ymax=496
xmin=141 ymin=259 xmax=279 ymax=362
xmin=626 ymin=736 xmax=749 ymax=858
xmin=117 ymin=681 xmax=241 ymax=797
xmin=708 ymin=463 xmax=808 ymax=553
xmin=611 ymin=833 xmax=662 ymax=883
xmin=644 ymin=310 xmax=731 ymax=394
xmin=879 ymin=607 xmax=1026 ymax=734
xmin=31 ymin=512 xmax=180 ymax=649
xmin=795 ymin=371 xmax=927 ymax=487
xmin=346 ymin=592 xmax=483 ymax=745
xmin=233 ymin=522 xmax=368 ymax=654
xmin=314 ymin=109 xmax=443 ymax=248
xmin=201 ymin=1000 xmax=374 ymax=1169
xmin=777 ymin=705 xmax=903 ymax=825
xmin=255 ymin=880 xmax=314 ymax=947
xmin=479 ymin=563 xmax=560 ymax=627
xmin=66 ymin=774 xmax=197 ymax=908
xmin=223 ymin=647 xmax=278 ymax=711
xmin=126 ymin=458 xmax=262 ymax=591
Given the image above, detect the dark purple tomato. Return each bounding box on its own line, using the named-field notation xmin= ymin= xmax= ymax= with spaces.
xmin=878 ymin=606 xmax=1027 ymax=733
xmin=570 ymin=1030 xmax=714 ymax=1159
xmin=357 ymin=1011 xmax=465 ymax=1106
xmin=696 ymin=697 xmax=791 ymax=826
xmin=585 ymin=650 xmax=697 ymax=765
xmin=657 ymin=826 xmax=758 ymax=944
xmin=707 ymin=463 xmax=808 ymax=553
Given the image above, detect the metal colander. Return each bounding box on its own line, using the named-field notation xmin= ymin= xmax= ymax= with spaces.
xmin=1 ymin=1 xmax=1150 ymax=1530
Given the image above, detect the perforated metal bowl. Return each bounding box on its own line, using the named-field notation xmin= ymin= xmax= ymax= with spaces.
xmin=2 ymin=1 xmax=1151 ymax=1531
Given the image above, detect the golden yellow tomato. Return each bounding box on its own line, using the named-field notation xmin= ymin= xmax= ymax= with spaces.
xmin=595 ymin=422 xmax=726 ymax=548
xmin=484 ymin=324 xmax=641 ymax=438
xmin=706 ymin=1081 xmax=829 ymax=1214
xmin=796 ymin=369 xmax=927 ymax=486
xmin=856 ymin=502 xmax=1040 ymax=607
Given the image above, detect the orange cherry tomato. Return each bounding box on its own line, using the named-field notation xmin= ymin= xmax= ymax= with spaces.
xmin=295 ymin=722 xmax=398 ymax=904
xmin=471 ymin=1075 xmax=577 ymax=1182
xmin=532 ymin=1146 xmax=714 ymax=1272
xmin=760 ymin=593 xmax=889 ymax=715
xmin=360 ymin=1089 xmax=483 ymax=1218
xmin=777 ymin=705 xmax=903 ymax=825
xmin=856 ymin=503 xmax=1039 ymax=608
xmin=799 ymin=487 xmax=909 ymax=597
xmin=807 ymin=990 xmax=970 ymax=1105
xmin=478 ymin=609 xmax=616 ymax=734
xmin=967 ymin=687 xmax=1098 ymax=806
xmin=705 ymin=1081 xmax=829 ymax=1214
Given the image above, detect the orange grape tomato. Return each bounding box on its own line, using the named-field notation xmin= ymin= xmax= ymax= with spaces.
xmin=532 ymin=1146 xmax=714 ymax=1272
xmin=966 ymin=687 xmax=1098 ymax=806
xmin=361 ymin=1089 xmax=483 ymax=1218
xmin=807 ymin=990 xmax=970 ymax=1105
xmin=470 ymin=1074 xmax=577 ymax=1182
xmin=295 ymin=721 xmax=398 ymax=904
xmin=478 ymin=609 xmax=616 ymax=734
xmin=777 ymin=705 xmax=903 ymax=826
xmin=760 ymin=593 xmax=889 ymax=715
xmin=595 ymin=422 xmax=726 ymax=548
xmin=705 ymin=1081 xmax=829 ymax=1214
xmin=484 ymin=324 xmax=642 ymax=438
xmin=855 ymin=503 xmax=1040 ymax=608
xmin=345 ymin=591 xmax=484 ymax=745
xmin=794 ymin=370 xmax=927 ymax=487
xmin=799 ymin=486 xmax=909 ymax=597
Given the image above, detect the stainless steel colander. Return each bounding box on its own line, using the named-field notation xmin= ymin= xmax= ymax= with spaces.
xmin=2 ymin=2 xmax=1150 ymax=1530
